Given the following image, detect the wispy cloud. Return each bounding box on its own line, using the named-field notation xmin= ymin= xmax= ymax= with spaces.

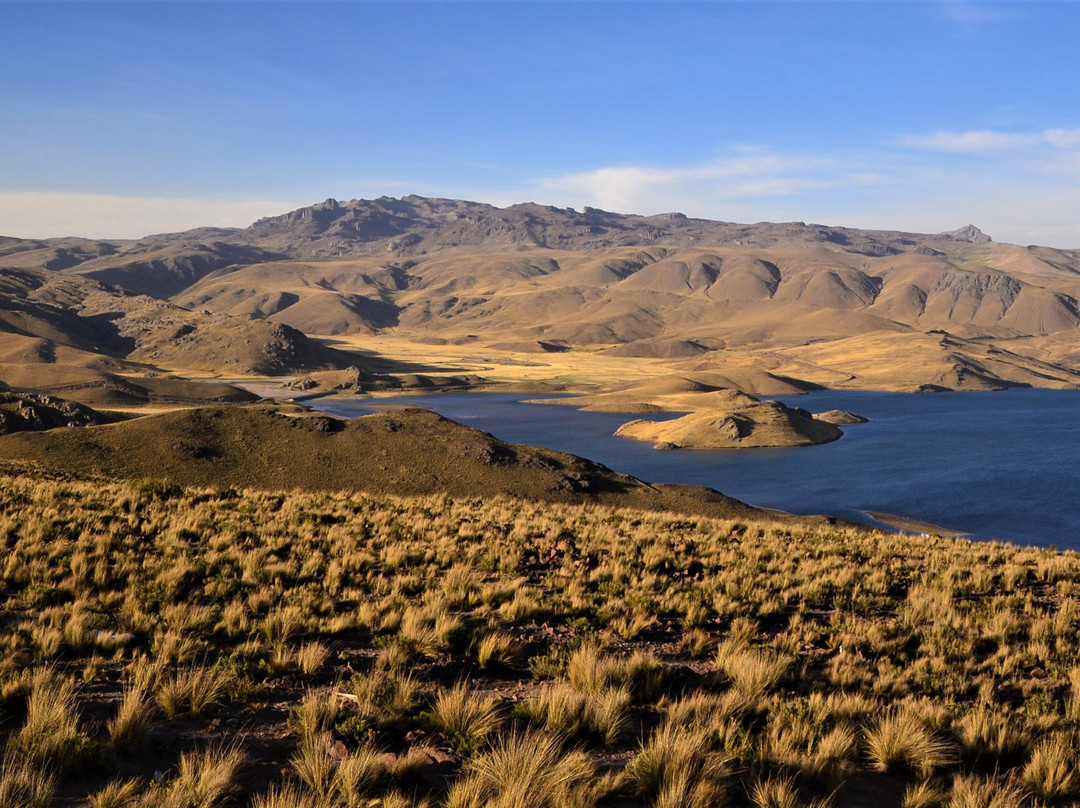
xmin=530 ymin=149 xmax=879 ymax=216
xmin=900 ymin=127 xmax=1080 ymax=153
xmin=507 ymin=132 xmax=1080 ymax=248
xmin=0 ymin=192 xmax=301 ymax=240
xmin=938 ymin=1 xmax=1020 ymax=26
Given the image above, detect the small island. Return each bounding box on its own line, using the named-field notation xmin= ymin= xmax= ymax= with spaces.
xmin=615 ymin=399 xmax=855 ymax=449
xmin=529 ymin=374 xmax=867 ymax=449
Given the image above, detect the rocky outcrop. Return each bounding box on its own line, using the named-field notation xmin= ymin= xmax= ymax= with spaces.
xmin=942 ymin=224 xmax=992 ymax=244
xmin=0 ymin=392 xmax=117 ymax=434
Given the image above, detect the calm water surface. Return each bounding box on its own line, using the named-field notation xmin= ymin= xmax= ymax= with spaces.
xmin=312 ymin=389 xmax=1080 ymax=550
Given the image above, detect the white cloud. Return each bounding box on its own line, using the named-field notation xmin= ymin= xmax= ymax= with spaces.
xmin=532 ymin=151 xmax=866 ymax=217
xmin=0 ymin=192 xmax=302 ymax=240
xmin=511 ymin=138 xmax=1080 ymax=248
xmin=1044 ymin=128 xmax=1080 ymax=149
xmin=901 ymin=127 xmax=1080 ymax=154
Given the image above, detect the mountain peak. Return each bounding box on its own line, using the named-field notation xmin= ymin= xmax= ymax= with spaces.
xmin=943 ymin=224 xmax=992 ymax=244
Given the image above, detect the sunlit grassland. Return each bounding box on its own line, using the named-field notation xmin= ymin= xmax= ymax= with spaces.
xmin=2 ymin=468 xmax=1080 ymax=806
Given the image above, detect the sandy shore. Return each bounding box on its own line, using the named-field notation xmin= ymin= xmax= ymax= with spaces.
xmin=866 ymin=510 xmax=969 ymax=539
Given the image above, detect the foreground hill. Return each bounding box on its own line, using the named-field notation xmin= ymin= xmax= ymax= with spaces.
xmin=0 ymin=404 xmax=775 ymax=521
xmin=5 ymin=195 xmax=1080 ymax=391
xmin=2 ymin=466 xmax=1079 ymax=807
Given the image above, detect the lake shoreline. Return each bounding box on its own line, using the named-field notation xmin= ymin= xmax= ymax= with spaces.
xmin=307 ymin=388 xmax=1080 ymax=549
xmin=865 ymin=511 xmax=970 ymax=539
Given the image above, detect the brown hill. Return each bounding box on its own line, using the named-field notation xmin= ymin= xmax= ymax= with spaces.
xmin=5 ymin=196 xmax=1080 ymax=391
xmin=0 ymin=266 xmax=372 ymax=390
xmin=165 ymin=203 xmax=1080 ymax=390
xmin=0 ymin=405 xmax=780 ymax=521
xmin=524 ymin=374 xmax=848 ymax=449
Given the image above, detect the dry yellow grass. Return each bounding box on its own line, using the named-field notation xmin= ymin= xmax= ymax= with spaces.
xmin=1 ymin=466 xmax=1079 ymax=805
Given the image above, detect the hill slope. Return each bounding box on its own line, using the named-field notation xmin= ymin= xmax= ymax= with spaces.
xmin=5 ymin=196 xmax=1080 ymax=391
xmin=0 ymin=266 xmax=376 ymax=397
xmin=0 ymin=405 xmax=782 ymax=520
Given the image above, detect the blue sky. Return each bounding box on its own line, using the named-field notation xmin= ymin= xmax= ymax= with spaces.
xmin=2 ymin=1 xmax=1080 ymax=247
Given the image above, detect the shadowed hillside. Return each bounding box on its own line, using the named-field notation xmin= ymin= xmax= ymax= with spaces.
xmin=0 ymin=405 xmax=783 ymax=521
xmin=0 ymin=266 xmax=379 ymax=397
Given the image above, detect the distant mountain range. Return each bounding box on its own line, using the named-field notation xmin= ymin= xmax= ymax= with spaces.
xmin=2 ymin=195 xmax=1080 ymax=394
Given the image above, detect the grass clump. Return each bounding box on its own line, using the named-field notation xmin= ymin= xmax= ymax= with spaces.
xmin=0 ymin=753 xmax=55 ymax=808
xmin=8 ymin=670 xmax=95 ymax=775
xmin=865 ymin=709 xmax=954 ymax=779
xmin=515 ymin=682 xmax=630 ymax=747
xmin=946 ymin=774 xmax=1027 ymax=808
xmin=428 ymin=682 xmax=503 ymax=755
xmin=624 ymin=723 xmax=726 ymax=807
xmin=88 ymin=778 xmax=143 ymax=808
xmin=445 ymin=731 xmax=595 ymax=808
xmin=156 ymin=743 xmax=246 ymax=808
xmin=715 ymin=639 xmax=792 ymax=699
xmin=155 ymin=663 xmax=232 ymax=718
xmin=1021 ymin=734 xmax=1079 ymax=798
xmin=107 ymin=686 xmax=155 ymax=756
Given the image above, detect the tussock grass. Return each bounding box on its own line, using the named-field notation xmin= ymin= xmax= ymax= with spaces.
xmin=292 ymin=641 xmax=331 ymax=676
xmin=715 ymin=639 xmax=792 ymax=698
xmin=0 ymin=753 xmax=55 ymax=808
xmin=291 ymin=689 xmax=341 ymax=742
xmin=155 ymin=663 xmax=231 ymax=718
xmin=333 ymin=747 xmax=387 ymax=807
xmin=1021 ymin=734 xmax=1079 ymax=798
xmin=4 ymin=469 xmax=1080 ymax=806
xmin=249 ymin=782 xmax=322 ymax=808
xmin=107 ymin=685 xmax=155 ymax=755
xmin=9 ymin=670 xmax=94 ymax=775
xmin=445 ymin=731 xmax=595 ymax=808
xmin=566 ymin=643 xmax=665 ymax=702
xmin=625 ymin=724 xmax=726 ymax=804
xmin=954 ymin=705 xmax=1030 ymax=766
xmin=946 ymin=774 xmax=1027 ymax=808
xmin=88 ymin=778 xmax=142 ymax=808
xmin=156 ymin=743 xmax=245 ymax=808
xmin=515 ymin=681 xmax=630 ymax=747
xmin=429 ymin=682 xmax=503 ymax=754
xmin=290 ymin=733 xmax=338 ymax=798
xmin=475 ymin=630 xmax=524 ymax=670
xmin=901 ymin=780 xmax=946 ymax=808
xmin=750 ymin=775 xmax=835 ymax=808
xmin=865 ymin=710 xmax=955 ymax=778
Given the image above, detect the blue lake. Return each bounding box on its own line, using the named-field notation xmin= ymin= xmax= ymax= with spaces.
xmin=311 ymin=389 xmax=1080 ymax=550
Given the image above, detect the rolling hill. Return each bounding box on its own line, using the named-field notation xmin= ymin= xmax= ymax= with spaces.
xmin=0 ymin=264 xmax=379 ymax=403
xmin=4 ymin=195 xmax=1080 ymax=392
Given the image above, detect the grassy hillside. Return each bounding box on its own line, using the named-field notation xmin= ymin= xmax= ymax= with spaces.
xmin=1 ymin=469 xmax=1080 ymax=806
xmin=0 ymin=405 xmax=768 ymax=521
